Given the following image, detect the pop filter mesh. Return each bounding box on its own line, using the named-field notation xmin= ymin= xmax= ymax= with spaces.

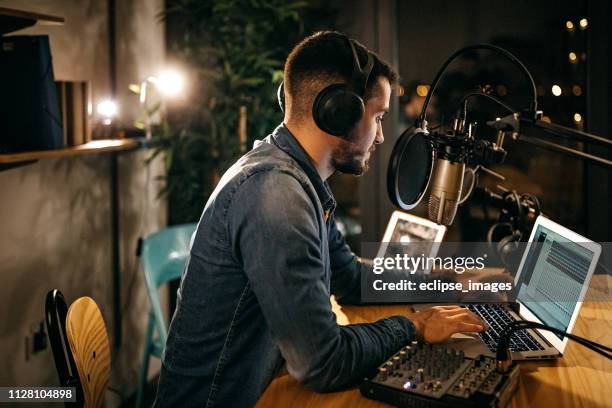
xmin=387 ymin=129 xmax=433 ymax=209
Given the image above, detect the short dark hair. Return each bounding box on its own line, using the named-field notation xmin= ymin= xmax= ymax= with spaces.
xmin=283 ymin=31 xmax=399 ymax=119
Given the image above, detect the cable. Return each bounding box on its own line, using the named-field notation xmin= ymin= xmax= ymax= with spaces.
xmin=458 ymin=92 xmax=517 ymax=121
xmin=498 ymin=321 xmax=612 ymax=361
xmin=109 ymin=156 xmax=151 ymax=371
xmin=418 ymin=44 xmax=538 ymax=130
xmin=496 ymin=320 xmax=612 ymax=372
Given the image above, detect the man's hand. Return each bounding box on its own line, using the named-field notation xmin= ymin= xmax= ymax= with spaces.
xmin=407 ymin=306 xmax=487 ymax=343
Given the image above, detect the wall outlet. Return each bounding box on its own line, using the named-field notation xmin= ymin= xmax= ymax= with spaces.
xmin=33 ymin=322 xmax=47 ymax=353
xmin=25 ymin=322 xmax=48 ymax=361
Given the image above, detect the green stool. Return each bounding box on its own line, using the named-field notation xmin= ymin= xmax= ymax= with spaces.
xmin=136 ymin=223 xmax=197 ymax=408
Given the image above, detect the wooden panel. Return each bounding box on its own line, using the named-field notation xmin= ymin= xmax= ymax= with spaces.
xmin=0 ymin=139 xmax=138 ymax=163
xmin=0 ymin=7 xmax=64 ymax=24
xmin=66 ymin=297 xmax=111 ymax=408
xmin=257 ymin=275 xmax=612 ymax=408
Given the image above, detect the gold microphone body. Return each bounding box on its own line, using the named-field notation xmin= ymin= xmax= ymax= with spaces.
xmin=428 ymin=158 xmax=465 ymax=225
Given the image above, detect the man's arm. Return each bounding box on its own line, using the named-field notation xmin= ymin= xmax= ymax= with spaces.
xmin=328 ymin=216 xmax=365 ymax=304
xmin=229 ymin=171 xmax=415 ymax=392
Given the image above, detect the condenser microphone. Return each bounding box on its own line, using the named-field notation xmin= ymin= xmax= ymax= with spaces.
xmin=387 ymin=124 xmax=470 ymax=225
xmin=428 ymin=158 xmax=465 ymax=225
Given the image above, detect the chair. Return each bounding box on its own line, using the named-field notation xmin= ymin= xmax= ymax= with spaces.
xmin=45 ymin=290 xmax=110 ymax=408
xmin=45 ymin=290 xmax=84 ymax=407
xmin=136 ymin=223 xmax=197 ymax=408
xmin=65 ymin=296 xmax=111 ymax=408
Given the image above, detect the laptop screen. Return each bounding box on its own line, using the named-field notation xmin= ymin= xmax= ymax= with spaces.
xmin=516 ymin=224 xmax=594 ymax=340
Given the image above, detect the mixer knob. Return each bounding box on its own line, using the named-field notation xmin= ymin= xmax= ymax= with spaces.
xmin=379 ymin=367 xmax=388 ymax=381
xmin=399 ymin=350 xmax=407 ymax=363
xmin=416 ymin=368 xmax=424 ymax=383
xmin=392 ymin=356 xmax=401 ymax=369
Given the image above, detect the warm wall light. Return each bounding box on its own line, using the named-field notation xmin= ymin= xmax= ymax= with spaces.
xmin=136 ymin=69 xmax=186 ymax=139
xmin=96 ymin=100 xmax=118 ymax=125
xmin=551 ymin=85 xmax=562 ymax=96
xmin=579 ymin=18 xmax=588 ymax=29
xmin=574 ymin=113 xmax=582 ymax=123
xmin=565 ymin=20 xmax=574 ymax=30
xmin=416 ymin=84 xmax=429 ymax=97
xmin=154 ymin=70 xmax=185 ymax=97
xmin=397 ymin=84 xmax=405 ymax=97
xmin=568 ymin=52 xmax=577 ymax=63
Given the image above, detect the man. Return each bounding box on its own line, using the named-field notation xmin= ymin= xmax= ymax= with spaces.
xmin=154 ymin=31 xmax=486 ymax=408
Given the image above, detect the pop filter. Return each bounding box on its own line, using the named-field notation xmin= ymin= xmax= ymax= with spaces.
xmin=387 ymin=128 xmax=434 ymax=210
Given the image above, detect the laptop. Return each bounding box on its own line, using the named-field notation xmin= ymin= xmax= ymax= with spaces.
xmin=417 ymin=215 xmax=601 ymax=360
xmin=377 ymin=211 xmax=446 ymax=261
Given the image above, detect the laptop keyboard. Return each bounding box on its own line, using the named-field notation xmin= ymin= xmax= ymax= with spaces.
xmin=467 ymin=304 xmax=545 ymax=353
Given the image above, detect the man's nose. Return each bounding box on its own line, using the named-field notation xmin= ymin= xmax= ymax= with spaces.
xmin=374 ymin=129 xmax=384 ymax=145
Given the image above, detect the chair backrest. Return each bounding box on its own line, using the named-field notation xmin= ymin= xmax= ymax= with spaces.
xmin=141 ymin=223 xmax=197 ymax=344
xmin=65 ymin=297 xmax=110 ymax=408
xmin=141 ymin=223 xmax=197 ymax=289
xmin=45 ymin=289 xmax=84 ymax=407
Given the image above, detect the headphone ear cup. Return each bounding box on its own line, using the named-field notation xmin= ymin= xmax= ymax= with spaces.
xmin=313 ymin=84 xmax=364 ymax=137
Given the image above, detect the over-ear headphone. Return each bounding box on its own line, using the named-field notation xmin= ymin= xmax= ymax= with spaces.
xmin=277 ymin=35 xmax=374 ymax=137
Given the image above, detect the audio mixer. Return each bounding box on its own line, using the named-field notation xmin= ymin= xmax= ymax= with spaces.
xmin=360 ymin=340 xmax=520 ymax=407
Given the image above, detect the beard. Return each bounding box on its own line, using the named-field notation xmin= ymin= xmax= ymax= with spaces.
xmin=331 ymin=134 xmax=376 ymax=176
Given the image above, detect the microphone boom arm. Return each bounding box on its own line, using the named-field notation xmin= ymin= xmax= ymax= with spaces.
xmin=489 ymin=113 xmax=612 ymax=169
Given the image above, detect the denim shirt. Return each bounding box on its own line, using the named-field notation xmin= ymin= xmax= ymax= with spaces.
xmin=154 ymin=124 xmax=416 ymax=408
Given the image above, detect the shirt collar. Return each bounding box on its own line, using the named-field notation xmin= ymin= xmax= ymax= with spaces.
xmin=269 ymin=124 xmax=336 ymax=215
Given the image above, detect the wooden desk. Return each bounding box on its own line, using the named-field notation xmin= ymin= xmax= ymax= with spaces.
xmin=257 ymin=275 xmax=612 ymax=408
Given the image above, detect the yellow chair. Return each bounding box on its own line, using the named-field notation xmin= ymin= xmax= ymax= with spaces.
xmin=65 ymin=297 xmax=111 ymax=408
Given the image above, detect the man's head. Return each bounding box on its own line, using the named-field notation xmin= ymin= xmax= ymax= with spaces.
xmin=283 ymin=31 xmax=398 ymax=176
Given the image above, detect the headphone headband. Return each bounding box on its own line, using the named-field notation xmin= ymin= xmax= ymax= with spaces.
xmin=346 ymin=37 xmax=374 ymax=97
